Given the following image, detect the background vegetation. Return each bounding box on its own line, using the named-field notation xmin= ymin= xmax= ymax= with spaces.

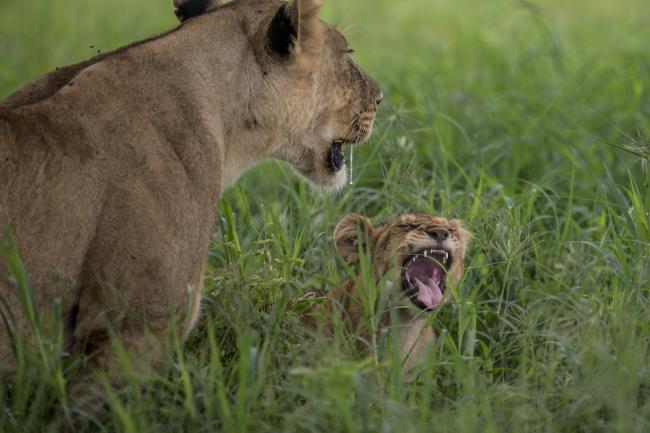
xmin=1 ymin=0 xmax=649 ymax=431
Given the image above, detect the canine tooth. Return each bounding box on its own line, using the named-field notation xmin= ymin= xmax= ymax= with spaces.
xmin=424 ymin=250 xmax=428 ymax=257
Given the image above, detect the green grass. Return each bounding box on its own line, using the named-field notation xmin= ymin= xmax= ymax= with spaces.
xmin=1 ymin=0 xmax=649 ymax=431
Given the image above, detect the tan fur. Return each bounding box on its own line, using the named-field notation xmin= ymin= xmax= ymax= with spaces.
xmin=182 ymin=275 xmax=204 ymax=338
xmin=310 ymin=213 xmax=470 ymax=369
xmin=0 ymin=0 xmax=381 ymax=401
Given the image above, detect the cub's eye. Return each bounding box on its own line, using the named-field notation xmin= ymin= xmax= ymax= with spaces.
xmin=345 ymin=48 xmax=355 ymax=54
xmin=398 ymin=223 xmax=419 ymax=230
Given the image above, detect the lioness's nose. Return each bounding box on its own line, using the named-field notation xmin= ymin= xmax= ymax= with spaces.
xmin=428 ymin=229 xmax=449 ymax=241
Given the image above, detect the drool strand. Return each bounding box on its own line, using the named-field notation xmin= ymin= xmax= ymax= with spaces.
xmin=349 ymin=145 xmax=354 ymax=185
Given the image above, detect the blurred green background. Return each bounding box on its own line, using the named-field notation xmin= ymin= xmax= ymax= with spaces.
xmin=1 ymin=0 xmax=649 ymax=432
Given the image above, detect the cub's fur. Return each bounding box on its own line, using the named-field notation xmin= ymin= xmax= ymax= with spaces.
xmin=310 ymin=213 xmax=470 ymax=368
xmin=0 ymin=0 xmax=381 ymax=403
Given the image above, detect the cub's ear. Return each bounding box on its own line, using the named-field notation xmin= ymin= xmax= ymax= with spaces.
xmin=267 ymin=0 xmax=323 ymax=56
xmin=333 ymin=214 xmax=375 ymax=265
xmin=173 ymin=0 xmax=221 ymax=22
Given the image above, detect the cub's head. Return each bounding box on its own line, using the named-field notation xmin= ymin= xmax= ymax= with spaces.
xmin=334 ymin=213 xmax=471 ymax=311
xmin=174 ymin=0 xmax=382 ymax=189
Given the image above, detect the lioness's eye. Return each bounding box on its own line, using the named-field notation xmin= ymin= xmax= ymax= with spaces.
xmin=398 ymin=223 xmax=419 ymax=230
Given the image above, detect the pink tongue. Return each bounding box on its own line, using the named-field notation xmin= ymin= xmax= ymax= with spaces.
xmin=413 ymin=277 xmax=443 ymax=309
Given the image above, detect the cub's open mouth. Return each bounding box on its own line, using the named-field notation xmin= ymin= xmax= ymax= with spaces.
xmin=401 ymin=248 xmax=452 ymax=311
xmin=328 ymin=139 xmax=347 ymax=172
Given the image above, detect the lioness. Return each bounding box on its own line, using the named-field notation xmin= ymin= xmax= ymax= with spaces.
xmin=0 ymin=0 xmax=381 ymax=400
xmin=308 ymin=213 xmax=470 ymax=368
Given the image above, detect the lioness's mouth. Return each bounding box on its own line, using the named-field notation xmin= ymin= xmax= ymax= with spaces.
xmin=327 ymin=139 xmax=347 ymax=172
xmin=401 ymin=248 xmax=452 ymax=311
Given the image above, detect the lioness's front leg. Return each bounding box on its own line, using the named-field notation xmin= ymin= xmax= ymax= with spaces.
xmin=66 ymin=182 xmax=213 ymax=413
xmin=68 ymin=281 xmax=203 ymax=417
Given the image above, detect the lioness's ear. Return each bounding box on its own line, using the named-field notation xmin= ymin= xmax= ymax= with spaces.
xmin=334 ymin=214 xmax=374 ymax=265
xmin=173 ymin=0 xmax=221 ymax=22
xmin=267 ymin=0 xmax=323 ymax=56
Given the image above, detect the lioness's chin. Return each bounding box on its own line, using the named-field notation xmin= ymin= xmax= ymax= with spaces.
xmin=297 ymin=165 xmax=348 ymax=190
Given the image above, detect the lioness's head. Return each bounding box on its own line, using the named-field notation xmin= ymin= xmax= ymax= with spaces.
xmin=334 ymin=213 xmax=470 ymax=311
xmin=174 ymin=0 xmax=382 ymax=188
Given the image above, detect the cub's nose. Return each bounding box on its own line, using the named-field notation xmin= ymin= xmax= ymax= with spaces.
xmin=428 ymin=229 xmax=449 ymax=242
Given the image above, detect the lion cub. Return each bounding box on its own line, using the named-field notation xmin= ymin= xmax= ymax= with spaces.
xmin=307 ymin=213 xmax=470 ymax=368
